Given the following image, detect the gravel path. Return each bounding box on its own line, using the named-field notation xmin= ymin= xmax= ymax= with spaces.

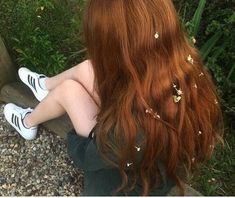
xmin=0 ymin=103 xmax=83 ymax=196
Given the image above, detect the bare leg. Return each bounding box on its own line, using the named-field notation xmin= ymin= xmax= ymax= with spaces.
xmin=45 ymin=60 xmax=99 ymax=106
xmin=24 ymin=79 xmax=99 ymax=137
xmin=45 ymin=60 xmax=90 ymax=90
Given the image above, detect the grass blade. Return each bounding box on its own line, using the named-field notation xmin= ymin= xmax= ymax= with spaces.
xmin=191 ymin=0 xmax=207 ymax=37
xmin=200 ymin=32 xmax=223 ymax=60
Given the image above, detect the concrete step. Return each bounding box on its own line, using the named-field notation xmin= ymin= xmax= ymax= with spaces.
xmin=0 ymin=82 xmax=73 ymax=138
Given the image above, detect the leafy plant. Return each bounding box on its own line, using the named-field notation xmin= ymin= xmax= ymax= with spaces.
xmin=185 ymin=0 xmax=235 ymax=119
xmin=0 ymin=0 xmax=86 ymax=75
xmin=185 ymin=0 xmax=206 ymax=37
xmin=181 ymin=0 xmax=235 ymax=195
xmin=13 ymin=28 xmax=66 ymax=76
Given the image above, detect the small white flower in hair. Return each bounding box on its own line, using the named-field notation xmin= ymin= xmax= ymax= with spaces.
xmin=173 ymin=83 xmax=183 ymax=103
xmin=135 ymin=146 xmax=141 ymax=152
xmin=145 ymin=108 xmax=160 ymax=119
xmin=154 ymin=32 xmax=159 ymax=39
xmin=199 ymin=72 xmax=204 ymax=77
xmin=127 ymin=162 xmax=133 ymax=167
xmin=173 ymin=84 xmax=183 ymax=95
xmin=154 ymin=114 xmax=161 ymax=119
xmin=193 ymin=84 xmax=198 ymax=89
xmin=173 ymin=95 xmax=182 ymax=103
xmin=187 ymin=54 xmax=194 ymax=65
xmin=198 ymin=131 xmax=202 ymax=135
xmin=177 ymin=89 xmax=183 ymax=95
xmin=145 ymin=109 xmax=151 ymax=114
xmin=192 ymin=37 xmax=196 ymax=44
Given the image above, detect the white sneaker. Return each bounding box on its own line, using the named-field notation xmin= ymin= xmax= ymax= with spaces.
xmin=4 ymin=103 xmax=38 ymax=140
xmin=18 ymin=67 xmax=49 ymax=102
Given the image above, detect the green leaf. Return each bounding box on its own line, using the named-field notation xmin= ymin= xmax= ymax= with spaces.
xmin=190 ymin=0 xmax=207 ymax=37
xmin=212 ymin=43 xmax=226 ymax=61
xmin=14 ymin=48 xmax=24 ymax=54
xmin=227 ymin=64 xmax=235 ymax=81
xmin=228 ymin=12 xmax=235 ymax=24
xmin=12 ymin=37 xmax=20 ymax=43
xmin=200 ymin=32 xmax=223 ymax=60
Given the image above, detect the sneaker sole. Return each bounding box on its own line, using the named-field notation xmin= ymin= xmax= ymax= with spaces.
xmin=4 ymin=103 xmax=37 ymax=140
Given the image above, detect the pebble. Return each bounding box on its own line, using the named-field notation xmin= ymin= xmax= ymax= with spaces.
xmin=2 ymin=184 xmax=8 ymax=189
xmin=0 ymin=177 xmax=6 ymax=184
xmin=0 ymin=104 xmax=84 ymax=196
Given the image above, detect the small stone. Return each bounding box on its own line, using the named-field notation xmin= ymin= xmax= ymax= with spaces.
xmin=0 ymin=177 xmax=6 ymax=184
xmin=0 ymin=103 xmax=84 ymax=196
xmin=58 ymin=180 xmax=63 ymax=186
xmin=2 ymin=184 xmax=8 ymax=189
xmin=26 ymin=190 xmax=32 ymax=196
xmin=15 ymin=177 xmax=19 ymax=183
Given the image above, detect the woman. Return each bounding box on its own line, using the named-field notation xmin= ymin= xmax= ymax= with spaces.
xmin=4 ymin=0 xmax=223 ymax=195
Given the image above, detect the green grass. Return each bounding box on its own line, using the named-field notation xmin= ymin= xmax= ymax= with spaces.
xmin=191 ymin=128 xmax=235 ymax=195
xmin=0 ymin=0 xmax=86 ymax=75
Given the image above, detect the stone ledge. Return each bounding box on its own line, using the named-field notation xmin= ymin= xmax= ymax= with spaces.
xmin=0 ymin=82 xmax=73 ymax=138
xmin=168 ymin=184 xmax=202 ymax=196
xmin=0 ymin=37 xmax=17 ymax=90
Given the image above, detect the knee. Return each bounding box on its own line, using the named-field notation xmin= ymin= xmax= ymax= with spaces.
xmin=61 ymin=79 xmax=80 ymax=88
xmin=53 ymin=79 xmax=83 ymax=99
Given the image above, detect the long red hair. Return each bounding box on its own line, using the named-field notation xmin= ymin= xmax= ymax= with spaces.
xmin=83 ymin=0 xmax=223 ymax=195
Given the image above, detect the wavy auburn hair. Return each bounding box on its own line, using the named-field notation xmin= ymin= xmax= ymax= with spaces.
xmin=83 ymin=0 xmax=223 ymax=195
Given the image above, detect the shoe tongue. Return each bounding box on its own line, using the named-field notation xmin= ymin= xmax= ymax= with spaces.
xmin=21 ymin=108 xmax=33 ymax=119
